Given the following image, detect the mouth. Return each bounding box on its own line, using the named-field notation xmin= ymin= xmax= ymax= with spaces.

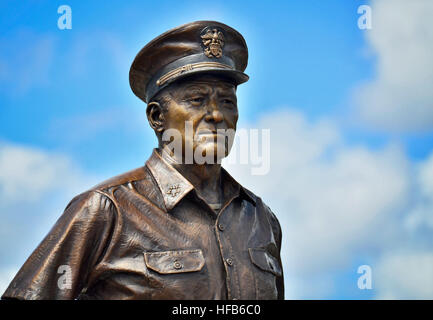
xmin=194 ymin=131 xmax=226 ymax=142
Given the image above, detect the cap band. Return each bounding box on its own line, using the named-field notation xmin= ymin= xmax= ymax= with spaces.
xmin=146 ymin=53 xmax=236 ymax=102
xmin=157 ymin=62 xmax=233 ymax=86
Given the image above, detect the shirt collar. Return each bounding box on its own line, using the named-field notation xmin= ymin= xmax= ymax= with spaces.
xmin=145 ymin=149 xmax=256 ymax=211
xmin=146 ymin=149 xmax=194 ymax=211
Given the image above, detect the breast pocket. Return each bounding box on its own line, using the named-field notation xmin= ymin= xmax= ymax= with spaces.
xmin=143 ymin=248 xmax=207 ymax=296
xmin=248 ymin=246 xmax=282 ymax=299
xmin=144 ymin=249 xmax=205 ymax=274
xmin=248 ymin=247 xmax=282 ymax=277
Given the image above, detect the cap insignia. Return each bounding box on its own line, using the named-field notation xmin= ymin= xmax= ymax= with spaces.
xmin=201 ymin=28 xmax=224 ymax=58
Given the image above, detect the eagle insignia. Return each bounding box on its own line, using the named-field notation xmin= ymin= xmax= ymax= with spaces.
xmin=201 ymin=28 xmax=225 ymax=58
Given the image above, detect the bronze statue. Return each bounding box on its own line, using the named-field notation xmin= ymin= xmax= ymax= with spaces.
xmin=2 ymin=21 xmax=284 ymax=300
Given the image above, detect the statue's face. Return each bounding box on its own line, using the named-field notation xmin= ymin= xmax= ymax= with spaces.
xmin=162 ymin=75 xmax=238 ymax=163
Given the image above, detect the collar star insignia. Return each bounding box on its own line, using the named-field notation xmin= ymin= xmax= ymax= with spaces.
xmin=166 ymin=184 xmax=181 ymax=197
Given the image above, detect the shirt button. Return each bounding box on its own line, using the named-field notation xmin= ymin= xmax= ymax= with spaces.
xmin=218 ymin=223 xmax=225 ymax=231
xmin=226 ymin=258 xmax=233 ymax=266
xmin=173 ymin=261 xmax=183 ymax=269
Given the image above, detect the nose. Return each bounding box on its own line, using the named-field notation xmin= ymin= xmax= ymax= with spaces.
xmin=204 ymin=100 xmax=223 ymax=123
xmin=205 ymin=110 xmax=223 ymax=123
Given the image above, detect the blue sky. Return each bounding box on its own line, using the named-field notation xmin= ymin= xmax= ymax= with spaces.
xmin=1 ymin=0 xmax=433 ymax=299
xmin=1 ymin=1 xmax=367 ymax=169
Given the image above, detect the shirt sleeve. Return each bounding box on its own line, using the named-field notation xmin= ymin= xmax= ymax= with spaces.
xmin=1 ymin=190 xmax=117 ymax=300
xmin=264 ymin=202 xmax=285 ymax=300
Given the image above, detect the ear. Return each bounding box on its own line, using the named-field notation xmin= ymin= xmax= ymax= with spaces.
xmin=146 ymin=101 xmax=165 ymax=132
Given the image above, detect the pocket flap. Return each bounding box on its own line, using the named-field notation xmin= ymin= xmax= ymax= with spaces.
xmin=144 ymin=249 xmax=205 ymax=274
xmin=248 ymin=247 xmax=282 ymax=277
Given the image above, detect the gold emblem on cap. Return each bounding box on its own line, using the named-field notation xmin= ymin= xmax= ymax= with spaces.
xmin=201 ymin=28 xmax=224 ymax=58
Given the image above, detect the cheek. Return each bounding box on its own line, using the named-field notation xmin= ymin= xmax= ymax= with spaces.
xmin=225 ymin=110 xmax=238 ymax=129
xmin=165 ymin=105 xmax=193 ymax=129
xmin=164 ymin=105 xmax=205 ymax=143
xmin=233 ymin=112 xmax=239 ymax=126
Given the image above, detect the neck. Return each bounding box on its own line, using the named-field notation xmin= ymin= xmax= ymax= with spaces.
xmin=159 ymin=146 xmax=222 ymax=204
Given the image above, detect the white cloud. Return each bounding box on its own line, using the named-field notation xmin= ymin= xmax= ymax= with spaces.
xmin=404 ymin=152 xmax=433 ymax=232
xmin=0 ymin=142 xmax=89 ymax=204
xmin=353 ymin=0 xmax=433 ymax=131
xmin=418 ymin=152 xmax=433 ymax=199
xmin=376 ymin=252 xmax=433 ymax=299
xmin=0 ymin=142 xmax=99 ymax=295
xmin=224 ymin=108 xmax=433 ymax=298
xmin=0 ymin=268 xmax=18 ymax=297
xmin=374 ymin=152 xmax=433 ymax=299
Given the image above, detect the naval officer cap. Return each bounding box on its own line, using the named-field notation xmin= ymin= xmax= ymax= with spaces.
xmin=129 ymin=20 xmax=249 ymax=103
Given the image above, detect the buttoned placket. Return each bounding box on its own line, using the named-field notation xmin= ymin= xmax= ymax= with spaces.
xmin=190 ymin=188 xmax=242 ymax=300
xmin=214 ymin=195 xmax=243 ymax=300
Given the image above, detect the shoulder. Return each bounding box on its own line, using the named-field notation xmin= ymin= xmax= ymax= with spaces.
xmin=241 ymin=186 xmax=282 ymax=236
xmin=63 ymin=166 xmax=150 ymax=216
xmin=73 ymin=164 xmax=165 ymax=213
xmin=241 ymin=186 xmax=274 ymax=217
xmin=61 ymin=189 xmax=118 ymax=224
xmin=90 ymin=166 xmax=150 ymax=192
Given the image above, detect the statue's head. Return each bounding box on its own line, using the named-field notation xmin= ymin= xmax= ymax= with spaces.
xmin=129 ymin=21 xmax=249 ymax=164
xmin=147 ymin=73 xmax=238 ymax=164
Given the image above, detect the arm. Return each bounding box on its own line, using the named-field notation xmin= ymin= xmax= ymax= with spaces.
xmin=1 ymin=190 xmax=116 ymax=300
xmin=267 ymin=205 xmax=285 ymax=300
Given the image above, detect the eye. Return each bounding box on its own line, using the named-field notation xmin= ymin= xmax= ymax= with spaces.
xmin=188 ymin=96 xmax=204 ymax=104
xmin=222 ymin=98 xmax=235 ymax=106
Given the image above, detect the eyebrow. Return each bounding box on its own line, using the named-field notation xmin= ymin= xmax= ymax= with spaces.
xmin=177 ymin=82 xmax=236 ymax=98
xmin=216 ymin=86 xmax=236 ymax=96
xmin=182 ymin=85 xmax=209 ymax=95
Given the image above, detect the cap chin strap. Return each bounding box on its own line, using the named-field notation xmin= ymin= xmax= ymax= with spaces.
xmin=157 ymin=61 xmax=233 ymax=86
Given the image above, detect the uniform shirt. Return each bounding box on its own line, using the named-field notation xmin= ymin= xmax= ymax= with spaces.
xmin=2 ymin=149 xmax=284 ymax=300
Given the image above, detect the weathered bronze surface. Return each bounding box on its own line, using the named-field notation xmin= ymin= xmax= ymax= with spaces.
xmin=2 ymin=20 xmax=284 ymax=300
